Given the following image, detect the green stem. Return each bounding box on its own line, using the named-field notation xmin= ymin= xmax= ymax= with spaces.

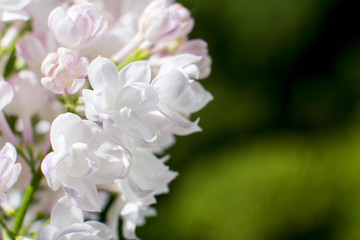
xmin=0 ymin=216 xmax=16 ymax=239
xmin=12 ymin=168 xmax=43 ymax=235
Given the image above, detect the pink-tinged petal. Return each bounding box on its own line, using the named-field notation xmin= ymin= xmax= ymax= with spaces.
xmin=139 ymin=0 xmax=191 ymax=43
xmin=48 ymin=3 xmax=106 ymax=49
xmin=51 ymin=196 xmax=84 ymax=231
xmin=118 ymin=61 xmax=151 ymax=85
xmin=88 ymin=56 xmax=119 ymax=90
xmin=178 ymin=39 xmax=208 ymax=57
xmin=176 ymin=40 xmax=212 ymax=79
xmin=41 ymin=48 xmax=88 ymax=94
xmin=66 ymin=78 xmax=86 ymax=94
xmin=74 ymin=57 xmax=89 ymax=78
xmin=54 ymin=19 xmax=82 ymax=48
xmin=41 ymin=52 xmax=57 ymax=76
xmin=48 ymin=7 xmax=67 ymax=36
xmin=41 ymin=77 xmax=64 ymax=94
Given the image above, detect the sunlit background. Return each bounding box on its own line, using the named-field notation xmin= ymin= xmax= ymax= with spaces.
xmin=138 ymin=0 xmax=360 ymax=239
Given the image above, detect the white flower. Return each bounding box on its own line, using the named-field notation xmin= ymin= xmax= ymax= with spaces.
xmin=41 ymin=47 xmax=89 ymax=94
xmin=108 ymin=150 xmax=177 ymax=239
xmin=138 ymin=0 xmax=192 ymax=43
xmin=176 ymin=39 xmax=212 ymax=79
xmin=48 ymin=3 xmax=107 ymax=49
xmin=0 ymin=142 xmax=21 ymax=203
xmin=41 ymin=113 xmax=129 ymax=211
xmin=168 ymin=3 xmax=194 ymax=37
xmin=0 ymin=0 xmax=31 ymax=22
xmin=152 ymin=63 xmax=213 ymax=135
xmin=82 ymin=57 xmax=168 ymax=143
xmin=37 ymin=196 xmax=115 ymax=240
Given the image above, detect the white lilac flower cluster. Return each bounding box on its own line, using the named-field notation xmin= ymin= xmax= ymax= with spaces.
xmin=0 ymin=0 xmax=212 ymax=239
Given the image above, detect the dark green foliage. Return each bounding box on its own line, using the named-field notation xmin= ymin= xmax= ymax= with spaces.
xmin=138 ymin=0 xmax=360 ymax=239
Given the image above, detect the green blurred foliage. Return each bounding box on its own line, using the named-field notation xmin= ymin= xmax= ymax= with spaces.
xmin=137 ymin=0 xmax=360 ymax=239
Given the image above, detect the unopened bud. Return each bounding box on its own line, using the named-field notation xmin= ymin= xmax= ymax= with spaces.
xmin=41 ymin=47 xmax=89 ymax=94
xmin=48 ymin=3 xmax=106 ymax=48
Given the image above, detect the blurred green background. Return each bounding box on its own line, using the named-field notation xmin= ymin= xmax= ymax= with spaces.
xmin=138 ymin=0 xmax=360 ymax=239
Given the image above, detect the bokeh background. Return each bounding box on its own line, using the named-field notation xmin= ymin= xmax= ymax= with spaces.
xmin=138 ymin=0 xmax=360 ymax=239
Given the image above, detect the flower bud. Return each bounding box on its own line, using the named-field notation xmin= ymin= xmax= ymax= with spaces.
xmin=138 ymin=0 xmax=193 ymax=43
xmin=0 ymin=142 xmax=21 ymax=203
xmin=48 ymin=3 xmax=106 ymax=48
xmin=169 ymin=3 xmax=194 ymax=37
xmin=41 ymin=47 xmax=89 ymax=94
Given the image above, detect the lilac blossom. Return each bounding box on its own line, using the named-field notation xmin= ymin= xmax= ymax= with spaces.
xmin=0 ymin=0 xmax=213 ymax=239
xmin=41 ymin=47 xmax=89 ymax=94
xmin=82 ymin=57 xmax=168 ymax=143
xmin=107 ymin=150 xmax=177 ymax=239
xmin=152 ymin=62 xmax=213 ymax=135
xmin=138 ymin=0 xmax=192 ymax=43
xmin=41 ymin=113 xmax=130 ymax=211
xmin=48 ymin=3 xmax=107 ymax=49
xmin=0 ymin=142 xmax=21 ymax=203
xmin=37 ymin=196 xmax=115 ymax=240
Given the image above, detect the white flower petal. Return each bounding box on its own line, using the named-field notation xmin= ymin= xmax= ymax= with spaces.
xmin=37 ymin=225 xmax=59 ymax=240
xmin=88 ymin=56 xmax=119 ymax=90
xmin=51 ymin=196 xmax=84 ymax=231
xmin=118 ymin=61 xmax=151 ymax=85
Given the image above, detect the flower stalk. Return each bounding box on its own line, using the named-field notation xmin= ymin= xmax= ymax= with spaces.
xmin=12 ymin=165 xmax=43 ymax=236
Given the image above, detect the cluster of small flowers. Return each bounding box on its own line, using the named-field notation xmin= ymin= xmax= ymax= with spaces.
xmin=0 ymin=0 xmax=212 ymax=239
